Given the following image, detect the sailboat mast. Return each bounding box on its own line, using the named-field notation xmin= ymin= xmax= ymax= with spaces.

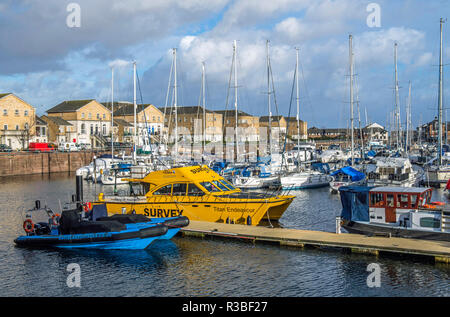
xmin=173 ymin=48 xmax=178 ymax=163
xmin=267 ymin=40 xmax=272 ymax=157
xmin=233 ymin=40 xmax=238 ymax=161
xmin=296 ymin=48 xmax=300 ymax=161
xmin=111 ymin=67 xmax=114 ymax=162
xmin=349 ymin=35 xmax=354 ymax=166
xmin=406 ymin=81 xmax=411 ymax=154
xmin=133 ymin=61 xmax=137 ymax=163
xmin=394 ymin=42 xmax=401 ymax=150
xmin=202 ymin=62 xmax=206 ymax=153
xmin=438 ymin=18 xmax=444 ymax=166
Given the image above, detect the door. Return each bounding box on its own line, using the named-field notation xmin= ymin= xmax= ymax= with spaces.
xmin=385 ymin=193 xmax=397 ymax=223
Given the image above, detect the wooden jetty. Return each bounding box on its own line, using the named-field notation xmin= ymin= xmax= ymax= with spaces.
xmin=181 ymin=221 xmax=450 ymax=263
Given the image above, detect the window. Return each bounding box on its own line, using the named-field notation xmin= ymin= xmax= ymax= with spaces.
xmin=172 ymin=183 xmax=187 ymax=196
xmin=81 ymin=113 xmax=85 ymax=119
xmin=411 ymin=195 xmax=418 ymax=208
xmin=153 ymin=184 xmax=172 ymax=195
xmin=88 ymin=113 xmax=92 ymax=119
xmin=24 ymin=110 xmax=28 ymax=116
xmin=200 ymin=182 xmax=221 ymax=192
xmin=3 ymin=109 xmax=7 ymax=116
xmin=370 ymin=193 xmax=384 ymax=207
xmin=81 ymin=123 xmax=86 ymax=134
xmin=14 ymin=109 xmax=19 ymax=116
xmin=103 ymin=113 xmax=106 ymax=119
xmin=24 ymin=123 xmax=29 ymax=130
xmin=386 ymin=194 xmax=394 ymax=207
xmin=397 ymin=194 xmax=409 ymax=208
xmin=102 ymin=124 xmax=106 ymax=135
xmin=15 ymin=125 xmax=19 ymax=130
xmin=213 ymin=180 xmax=229 ymax=191
xmin=420 ymin=217 xmax=440 ymax=229
xmin=187 ymin=184 xmax=205 ymax=196
xmin=220 ymin=179 xmax=237 ymax=191
xmin=153 ymin=116 xmax=155 ymax=121
xmin=97 ymin=113 xmax=100 ymax=119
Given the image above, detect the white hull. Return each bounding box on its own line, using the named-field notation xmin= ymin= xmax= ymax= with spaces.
xmin=280 ymin=172 xmax=332 ymax=190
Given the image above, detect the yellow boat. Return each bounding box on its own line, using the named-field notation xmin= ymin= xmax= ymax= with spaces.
xmin=94 ymin=165 xmax=295 ymax=226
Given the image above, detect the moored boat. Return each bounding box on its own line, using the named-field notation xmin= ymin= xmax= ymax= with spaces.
xmin=339 ymin=186 xmax=450 ymax=241
xmin=15 ymin=201 xmax=188 ymax=250
xmin=94 ymin=165 xmax=295 ymax=226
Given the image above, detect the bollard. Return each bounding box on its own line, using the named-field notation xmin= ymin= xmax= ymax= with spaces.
xmin=336 ymin=216 xmax=341 ymax=234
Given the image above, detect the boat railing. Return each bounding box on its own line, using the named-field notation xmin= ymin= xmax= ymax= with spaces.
xmin=441 ymin=210 xmax=450 ymax=232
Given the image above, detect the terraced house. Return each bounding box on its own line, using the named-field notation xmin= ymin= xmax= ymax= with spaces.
xmin=46 ymin=99 xmax=112 ymax=148
xmin=0 ymin=93 xmax=37 ymax=150
xmin=112 ymin=102 xmax=163 ymax=146
xmin=216 ymin=109 xmax=260 ymax=142
xmin=160 ymin=106 xmax=223 ymax=143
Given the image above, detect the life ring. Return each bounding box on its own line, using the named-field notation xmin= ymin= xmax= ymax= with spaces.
xmin=51 ymin=213 xmax=61 ymax=226
xmin=23 ymin=219 xmax=34 ymax=233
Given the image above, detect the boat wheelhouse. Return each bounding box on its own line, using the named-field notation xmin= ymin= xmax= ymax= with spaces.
xmin=367 ymin=157 xmax=421 ymax=187
xmin=339 ymin=186 xmax=450 ymax=241
xmin=94 ymin=165 xmax=295 ymax=226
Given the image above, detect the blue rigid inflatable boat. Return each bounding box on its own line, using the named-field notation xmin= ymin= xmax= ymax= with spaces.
xmin=14 ymin=203 xmax=189 ymax=250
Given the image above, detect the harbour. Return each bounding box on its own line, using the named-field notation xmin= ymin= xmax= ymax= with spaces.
xmin=1 ymin=172 xmax=448 ymax=297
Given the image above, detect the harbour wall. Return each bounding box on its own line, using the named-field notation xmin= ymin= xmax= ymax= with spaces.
xmin=0 ymin=151 xmax=111 ymax=177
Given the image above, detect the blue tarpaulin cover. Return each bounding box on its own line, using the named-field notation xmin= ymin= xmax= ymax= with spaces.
xmin=331 ymin=166 xmax=365 ymax=182
xmin=339 ymin=186 xmax=374 ymax=222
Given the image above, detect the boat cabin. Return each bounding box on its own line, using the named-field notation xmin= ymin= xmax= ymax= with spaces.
xmin=340 ymin=186 xmax=447 ymax=233
xmin=369 ymin=158 xmax=412 ymax=182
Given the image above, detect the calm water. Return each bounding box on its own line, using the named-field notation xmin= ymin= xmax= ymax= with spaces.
xmin=0 ymin=173 xmax=448 ymax=297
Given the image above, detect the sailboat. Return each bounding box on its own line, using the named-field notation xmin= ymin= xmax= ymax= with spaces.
xmin=330 ymin=35 xmax=367 ymax=193
xmin=425 ymin=18 xmax=450 ymax=186
xmin=230 ymin=40 xmax=278 ymax=189
xmin=277 ymin=48 xmax=332 ymax=190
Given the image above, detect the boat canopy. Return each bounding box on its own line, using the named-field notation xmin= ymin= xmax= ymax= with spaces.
xmin=331 ymin=166 xmax=365 ymax=181
xmin=339 ymin=186 xmax=374 ymax=222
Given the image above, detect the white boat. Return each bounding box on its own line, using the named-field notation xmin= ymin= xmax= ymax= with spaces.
xmin=367 ymin=157 xmax=422 ymax=187
xmin=330 ymin=166 xmax=366 ymax=193
xmin=277 ymin=171 xmax=332 ymax=190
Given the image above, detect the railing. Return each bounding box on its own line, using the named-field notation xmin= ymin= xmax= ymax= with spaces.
xmin=441 ymin=211 xmax=450 ymax=232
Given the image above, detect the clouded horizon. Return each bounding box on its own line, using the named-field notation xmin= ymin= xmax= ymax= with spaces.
xmin=0 ymin=0 xmax=449 ymax=129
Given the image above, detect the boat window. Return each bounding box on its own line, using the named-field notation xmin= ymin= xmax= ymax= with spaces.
xmin=386 ymin=194 xmax=394 ymax=207
xmin=212 ymin=180 xmax=229 ymax=191
xmin=419 ymin=217 xmax=440 ymax=229
xmin=172 ymin=183 xmax=187 ymax=196
xmin=200 ymin=182 xmax=221 ymax=192
xmin=153 ymin=184 xmax=172 ymax=195
xmin=370 ymin=193 xmax=384 ymax=207
xmin=397 ymin=194 xmax=409 ymax=208
xmin=219 ymin=179 xmax=237 ymax=191
xmin=130 ymin=182 xmax=149 ymax=196
xmin=410 ymin=195 xmax=418 ymax=208
xmin=187 ymin=184 xmax=205 ymax=196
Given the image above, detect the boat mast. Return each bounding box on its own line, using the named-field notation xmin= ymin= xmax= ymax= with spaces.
xmin=296 ymin=48 xmax=300 ymax=167
xmin=406 ymin=81 xmax=411 ymax=154
xmin=133 ymin=61 xmax=137 ymax=164
xmin=438 ymin=18 xmax=445 ymax=166
xmin=349 ymin=35 xmax=354 ymax=166
xmin=202 ymin=61 xmax=206 ymax=154
xmin=233 ymin=40 xmax=238 ymax=161
xmin=111 ymin=67 xmax=114 ymax=163
xmin=267 ymin=40 xmax=272 ymax=157
xmin=394 ymin=42 xmax=401 ymax=151
xmin=174 ymin=48 xmax=178 ymax=163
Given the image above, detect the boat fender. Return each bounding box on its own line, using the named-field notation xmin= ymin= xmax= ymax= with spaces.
xmin=246 ymin=216 xmax=252 ymax=226
xmin=23 ymin=219 xmax=34 ymax=233
xmin=164 ymin=216 xmax=190 ymax=228
xmin=51 ymin=214 xmax=61 ymax=226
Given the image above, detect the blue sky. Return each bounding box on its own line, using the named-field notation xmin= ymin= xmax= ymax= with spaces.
xmin=0 ymin=0 xmax=449 ymax=129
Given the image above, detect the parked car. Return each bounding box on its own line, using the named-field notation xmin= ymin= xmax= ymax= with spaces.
xmin=58 ymin=142 xmax=80 ymax=152
xmin=0 ymin=144 xmax=12 ymax=152
xmin=28 ymin=142 xmax=54 ymax=152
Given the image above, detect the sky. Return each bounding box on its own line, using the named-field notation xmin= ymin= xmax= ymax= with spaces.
xmin=0 ymin=0 xmax=449 ymax=129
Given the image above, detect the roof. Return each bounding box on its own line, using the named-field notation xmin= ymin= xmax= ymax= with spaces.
xmin=113 ymin=103 xmax=155 ymax=116
xmin=113 ymin=118 xmax=133 ymax=127
xmin=47 ymin=100 xmax=95 ymax=113
xmin=42 ymin=116 xmax=72 ymax=126
xmin=35 ymin=116 xmax=48 ymax=126
xmin=0 ymin=93 xmax=11 ymax=99
xmin=285 ymin=116 xmax=305 ymax=123
xmin=260 ymin=115 xmax=284 ymax=122
xmin=158 ymin=106 xmax=216 ymax=115
xmin=215 ymin=109 xmax=253 ymax=117
xmin=370 ymin=186 xmax=430 ymax=194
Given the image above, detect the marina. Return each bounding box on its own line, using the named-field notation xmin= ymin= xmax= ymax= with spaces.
xmin=2 ymin=0 xmax=450 ymax=303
